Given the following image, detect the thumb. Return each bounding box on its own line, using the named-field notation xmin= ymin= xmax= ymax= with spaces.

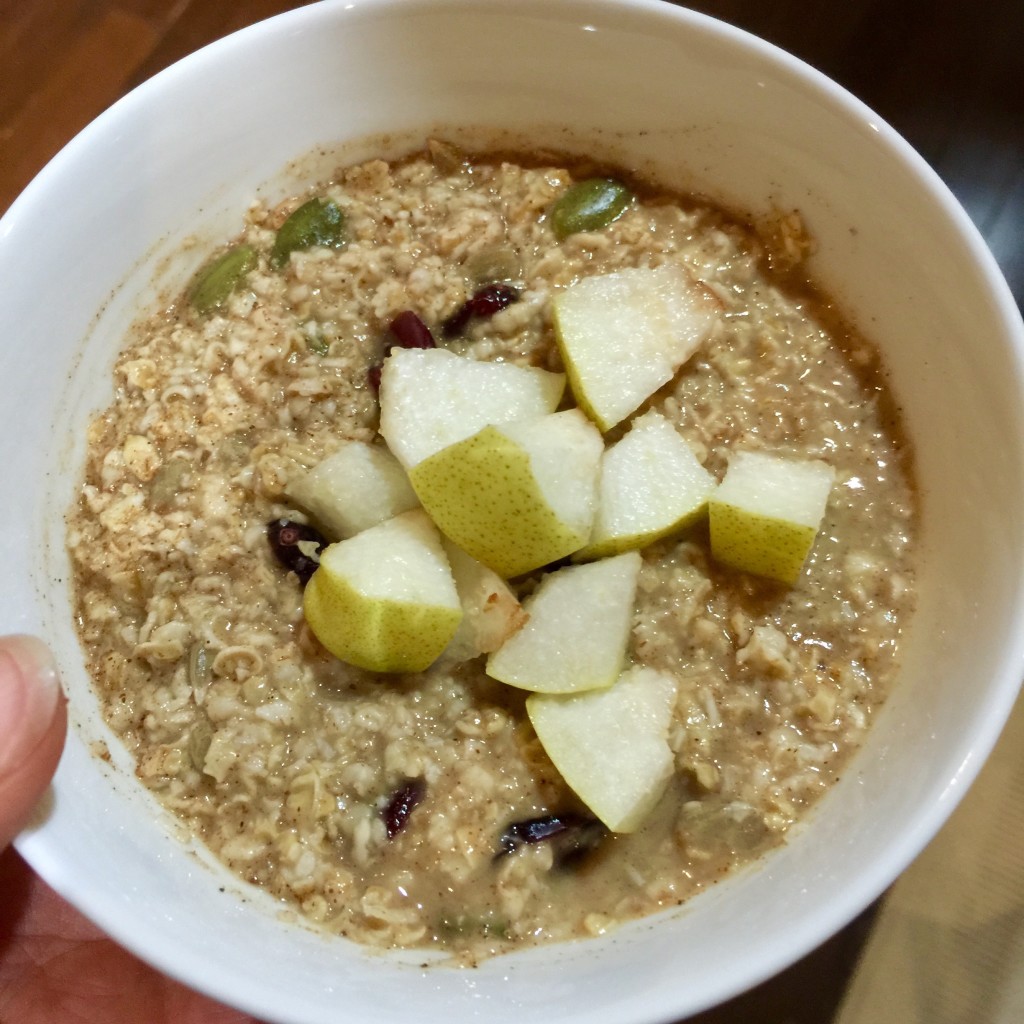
xmin=0 ymin=635 xmax=67 ymax=848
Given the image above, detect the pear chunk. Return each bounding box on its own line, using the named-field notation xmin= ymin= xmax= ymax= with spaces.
xmin=527 ymin=665 xmax=678 ymax=833
xmin=709 ymin=450 xmax=835 ymax=584
xmin=436 ymin=540 xmax=527 ymax=667
xmin=575 ymin=411 xmax=717 ymax=560
xmin=409 ymin=409 xmax=603 ymax=578
xmin=486 ymin=552 xmax=640 ymax=693
xmin=378 ymin=347 xmax=565 ymax=469
xmin=552 ymin=264 xmax=719 ymax=431
xmin=303 ymin=509 xmax=462 ymax=673
xmin=286 ymin=439 xmax=419 ymax=540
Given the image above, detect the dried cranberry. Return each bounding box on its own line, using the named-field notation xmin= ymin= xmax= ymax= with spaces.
xmin=495 ymin=812 xmax=607 ymax=868
xmin=367 ymin=310 xmax=437 ymax=390
xmin=441 ymin=283 xmax=520 ymax=337
xmin=387 ymin=310 xmax=436 ymax=351
xmin=382 ymin=778 xmax=426 ymax=839
xmin=267 ymin=519 xmax=327 ymax=585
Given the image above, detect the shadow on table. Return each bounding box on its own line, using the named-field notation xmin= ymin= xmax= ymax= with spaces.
xmin=687 ymin=901 xmax=881 ymax=1024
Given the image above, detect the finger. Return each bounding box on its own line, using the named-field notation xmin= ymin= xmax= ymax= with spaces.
xmin=0 ymin=636 xmax=67 ymax=847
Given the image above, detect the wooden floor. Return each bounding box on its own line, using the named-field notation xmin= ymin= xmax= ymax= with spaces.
xmin=1 ymin=1 xmax=1022 ymax=1021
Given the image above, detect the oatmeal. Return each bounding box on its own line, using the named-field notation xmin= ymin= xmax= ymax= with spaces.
xmin=68 ymin=143 xmax=916 ymax=961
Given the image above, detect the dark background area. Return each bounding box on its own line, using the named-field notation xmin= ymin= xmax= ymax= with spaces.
xmin=1 ymin=1 xmax=1021 ymax=1020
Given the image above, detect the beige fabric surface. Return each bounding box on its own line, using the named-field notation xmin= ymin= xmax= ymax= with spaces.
xmin=836 ymin=687 xmax=1024 ymax=1024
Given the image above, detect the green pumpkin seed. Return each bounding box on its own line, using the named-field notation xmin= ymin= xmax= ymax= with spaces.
xmin=550 ymin=178 xmax=632 ymax=240
xmin=188 ymin=244 xmax=257 ymax=314
xmin=302 ymin=319 xmax=331 ymax=355
xmin=272 ymin=197 xmax=346 ymax=268
xmin=150 ymin=459 xmax=189 ymax=508
xmin=187 ymin=718 xmax=214 ymax=773
xmin=462 ymin=244 xmax=523 ymax=286
xmin=188 ymin=642 xmax=211 ymax=697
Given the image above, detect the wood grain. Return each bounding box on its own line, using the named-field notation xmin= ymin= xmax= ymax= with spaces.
xmin=0 ymin=6 xmax=159 ymax=204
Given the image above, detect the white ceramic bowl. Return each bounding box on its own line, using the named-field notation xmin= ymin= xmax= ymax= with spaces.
xmin=3 ymin=1 xmax=1024 ymax=1021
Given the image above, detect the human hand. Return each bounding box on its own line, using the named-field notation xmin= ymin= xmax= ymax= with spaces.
xmin=0 ymin=636 xmax=264 ymax=1023
xmin=0 ymin=635 xmax=65 ymax=848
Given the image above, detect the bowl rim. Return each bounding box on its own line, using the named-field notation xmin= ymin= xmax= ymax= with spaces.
xmin=8 ymin=0 xmax=1024 ymax=1020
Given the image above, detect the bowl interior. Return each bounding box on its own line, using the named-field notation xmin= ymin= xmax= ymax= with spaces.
xmin=3 ymin=1 xmax=1024 ymax=1022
